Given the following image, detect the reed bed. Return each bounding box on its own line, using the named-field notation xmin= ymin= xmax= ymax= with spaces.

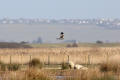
xmin=0 ymin=47 xmax=120 ymax=65
xmin=0 ymin=47 xmax=119 ymax=80
xmin=0 ymin=68 xmax=119 ymax=80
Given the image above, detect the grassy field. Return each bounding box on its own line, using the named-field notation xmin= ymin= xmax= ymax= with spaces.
xmin=0 ymin=43 xmax=120 ymax=80
xmin=30 ymin=43 xmax=120 ymax=48
xmin=30 ymin=43 xmax=68 ymax=48
xmin=0 ymin=47 xmax=120 ymax=65
xmin=0 ymin=67 xmax=119 ymax=80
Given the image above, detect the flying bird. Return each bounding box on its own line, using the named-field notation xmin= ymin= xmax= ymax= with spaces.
xmin=56 ymin=32 xmax=64 ymax=40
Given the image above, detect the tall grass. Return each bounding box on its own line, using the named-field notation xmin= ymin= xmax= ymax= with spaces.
xmin=29 ymin=58 xmax=43 ymax=69
xmin=0 ymin=47 xmax=120 ymax=65
xmin=0 ymin=68 xmax=118 ymax=80
xmin=0 ymin=47 xmax=120 ymax=80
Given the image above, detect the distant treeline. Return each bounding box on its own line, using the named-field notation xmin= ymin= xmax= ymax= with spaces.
xmin=0 ymin=42 xmax=32 ymax=48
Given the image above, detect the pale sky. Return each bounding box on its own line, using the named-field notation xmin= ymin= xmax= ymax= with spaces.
xmin=0 ymin=0 xmax=120 ymax=19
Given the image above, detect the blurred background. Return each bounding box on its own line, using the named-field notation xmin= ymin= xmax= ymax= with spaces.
xmin=0 ymin=0 xmax=120 ymax=44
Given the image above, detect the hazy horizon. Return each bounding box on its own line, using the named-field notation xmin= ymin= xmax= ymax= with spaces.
xmin=0 ymin=24 xmax=120 ymax=43
xmin=0 ymin=0 xmax=120 ymax=43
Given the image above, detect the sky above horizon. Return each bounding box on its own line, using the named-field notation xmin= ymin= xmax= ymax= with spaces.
xmin=0 ymin=0 xmax=120 ymax=19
